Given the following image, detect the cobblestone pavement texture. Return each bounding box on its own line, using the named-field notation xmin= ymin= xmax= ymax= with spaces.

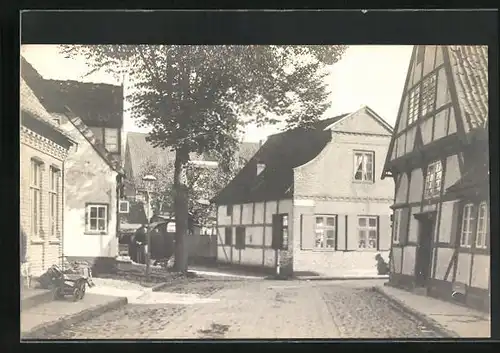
xmin=44 ymin=278 xmax=442 ymax=339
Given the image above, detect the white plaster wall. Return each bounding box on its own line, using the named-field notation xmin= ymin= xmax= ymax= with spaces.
xmin=470 ymin=255 xmax=490 ymax=290
xmin=401 ymin=246 xmax=416 ymax=276
xmin=434 ymin=247 xmax=454 ymax=281
xmin=455 ymin=253 xmax=471 ymax=285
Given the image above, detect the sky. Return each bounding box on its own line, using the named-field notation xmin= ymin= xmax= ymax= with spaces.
xmin=21 ymin=45 xmax=413 ymax=142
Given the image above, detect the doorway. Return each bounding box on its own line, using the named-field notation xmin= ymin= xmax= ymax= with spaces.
xmin=414 ymin=212 xmax=436 ymax=288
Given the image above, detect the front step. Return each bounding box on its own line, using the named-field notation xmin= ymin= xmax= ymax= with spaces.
xmin=21 ymin=288 xmax=54 ymax=312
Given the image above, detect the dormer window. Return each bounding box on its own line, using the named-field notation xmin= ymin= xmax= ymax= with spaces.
xmin=257 ymin=163 xmax=266 ymax=176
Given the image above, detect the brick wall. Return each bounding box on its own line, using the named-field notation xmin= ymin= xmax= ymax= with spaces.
xmin=20 ymin=127 xmax=68 ymax=277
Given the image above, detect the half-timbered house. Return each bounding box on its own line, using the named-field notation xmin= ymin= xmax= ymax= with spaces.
xmin=381 ymin=45 xmax=489 ymax=312
xmin=212 ymin=106 xmax=394 ymax=277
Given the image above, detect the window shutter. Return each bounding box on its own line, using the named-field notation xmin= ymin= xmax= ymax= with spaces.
xmin=271 ymin=215 xmax=281 ymax=250
xmin=346 ymin=216 xmax=359 ymax=250
xmin=450 ymin=202 xmax=461 ymax=247
xmin=378 ymin=215 xmax=391 ymax=250
xmin=300 ymin=214 xmax=315 ymax=250
xmin=398 ymin=208 xmax=410 ymax=245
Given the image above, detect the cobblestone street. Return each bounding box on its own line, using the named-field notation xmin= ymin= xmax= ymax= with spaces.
xmin=45 ymin=278 xmax=442 ymax=339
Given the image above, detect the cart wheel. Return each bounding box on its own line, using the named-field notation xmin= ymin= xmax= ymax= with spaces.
xmin=72 ymin=281 xmax=84 ymax=301
xmin=79 ymin=281 xmax=86 ymax=300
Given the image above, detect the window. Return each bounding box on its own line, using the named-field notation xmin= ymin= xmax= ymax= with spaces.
xmin=48 ymin=167 xmax=60 ymax=239
xmin=314 ymin=216 xmax=337 ymax=249
xmin=30 ymin=159 xmax=43 ymax=238
xmin=257 ymin=163 xmax=266 ymax=176
xmin=408 ymin=87 xmax=420 ymax=124
xmin=416 ymin=45 xmax=425 ymax=64
xmin=272 ymin=214 xmax=289 ymax=250
xmin=235 ymin=227 xmax=246 ymax=250
xmin=392 ymin=209 xmax=402 ymax=244
xmin=86 ymin=204 xmax=108 ymax=233
xmin=424 ymin=160 xmax=443 ymax=198
xmin=354 ymin=151 xmax=374 ymax=182
xmin=358 ymin=216 xmax=378 ymax=250
xmin=226 ymin=205 xmax=233 ymax=217
xmin=475 ymin=202 xmax=488 ymax=249
xmin=224 ymin=227 xmax=233 ymax=245
xmin=460 ymin=204 xmax=475 ymax=248
xmin=104 ymin=128 xmax=119 ymax=153
xmin=420 ymin=73 xmax=437 ymax=117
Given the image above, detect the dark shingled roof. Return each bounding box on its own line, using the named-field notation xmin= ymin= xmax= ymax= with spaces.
xmin=211 ymin=114 xmax=349 ymax=205
xmin=21 ymin=56 xmax=123 ymax=128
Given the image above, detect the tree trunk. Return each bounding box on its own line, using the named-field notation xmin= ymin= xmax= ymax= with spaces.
xmin=173 ymin=151 xmax=189 ymax=272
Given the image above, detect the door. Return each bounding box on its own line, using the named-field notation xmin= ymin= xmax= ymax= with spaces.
xmin=414 ymin=212 xmax=435 ymax=287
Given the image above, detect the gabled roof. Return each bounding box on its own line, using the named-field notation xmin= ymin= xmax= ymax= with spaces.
xmin=21 ymin=56 xmax=123 ymax=128
xmin=20 ymin=78 xmax=75 ymax=145
xmin=21 ymin=56 xmax=123 ymax=173
xmin=211 ymin=114 xmax=349 ymax=205
xmin=125 ymin=131 xmax=260 ymax=183
xmin=448 ymin=45 xmax=488 ymax=131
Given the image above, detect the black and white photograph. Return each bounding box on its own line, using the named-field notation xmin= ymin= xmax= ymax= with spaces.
xmin=18 ymin=11 xmax=492 ymax=340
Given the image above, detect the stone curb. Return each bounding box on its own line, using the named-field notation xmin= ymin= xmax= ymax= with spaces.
xmin=372 ymin=286 xmax=460 ymax=338
xmin=22 ymin=296 xmax=128 ymax=339
xmin=296 ymin=275 xmax=389 ymax=281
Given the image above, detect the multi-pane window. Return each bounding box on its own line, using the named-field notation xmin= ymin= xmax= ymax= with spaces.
xmin=408 ymin=87 xmax=420 ymax=124
xmin=86 ymin=204 xmax=108 ymax=233
xmin=104 ymin=128 xmax=119 ymax=153
xmin=460 ymin=203 xmax=475 ymax=247
xmin=475 ymin=202 xmax=488 ymax=249
xmin=272 ymin=214 xmax=289 ymax=250
xmin=420 ymin=73 xmax=437 ymax=117
xmin=358 ymin=216 xmax=378 ymax=249
xmin=354 ymin=151 xmax=374 ymax=182
xmin=30 ymin=159 xmax=43 ymax=238
xmin=314 ymin=216 xmax=337 ymax=249
xmin=392 ymin=209 xmax=402 ymax=244
xmin=224 ymin=227 xmax=233 ymax=245
xmin=424 ymin=160 xmax=443 ymax=198
xmin=49 ymin=167 xmax=60 ymax=239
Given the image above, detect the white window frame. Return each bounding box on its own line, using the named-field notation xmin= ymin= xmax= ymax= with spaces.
xmin=357 ymin=216 xmax=379 ymax=250
xmin=104 ymin=128 xmax=119 ymax=153
xmin=30 ymin=159 xmax=43 ymax=240
xmin=420 ymin=73 xmax=437 ymax=117
xmin=475 ymin=202 xmax=488 ymax=249
xmin=86 ymin=204 xmax=109 ymax=234
xmin=354 ymin=150 xmax=375 ymax=183
xmin=314 ymin=215 xmax=337 ymax=249
xmin=424 ymin=160 xmax=443 ymax=199
xmin=408 ymin=86 xmax=420 ymax=125
xmin=392 ymin=209 xmax=402 ymax=244
xmin=460 ymin=203 xmax=475 ymax=248
xmin=48 ymin=166 xmax=61 ymax=240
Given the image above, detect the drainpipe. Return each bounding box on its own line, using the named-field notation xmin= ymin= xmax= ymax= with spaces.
xmin=61 ymin=160 xmax=66 ymax=269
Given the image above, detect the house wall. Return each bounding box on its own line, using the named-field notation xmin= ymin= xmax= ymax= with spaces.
xmin=216 ymin=199 xmax=293 ymax=270
xmin=20 ymin=126 xmax=69 ymax=277
xmin=60 ymin=120 xmax=119 ymax=267
xmin=292 ymin=110 xmax=393 ymax=276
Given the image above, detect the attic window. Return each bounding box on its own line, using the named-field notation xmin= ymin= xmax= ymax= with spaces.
xmin=257 ymin=163 xmax=266 ymax=176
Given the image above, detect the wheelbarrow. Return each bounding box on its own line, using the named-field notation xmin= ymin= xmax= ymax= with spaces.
xmin=38 ymin=264 xmax=88 ymax=301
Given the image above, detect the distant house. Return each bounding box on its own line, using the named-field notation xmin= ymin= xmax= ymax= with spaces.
xmin=381 ymin=46 xmax=489 ymax=312
xmin=123 ymin=131 xmax=260 ymax=201
xmin=20 ymin=78 xmax=75 ymax=279
xmin=212 ymin=106 xmax=394 ymax=277
xmin=21 ymin=57 xmax=124 ymax=165
xmin=22 ymin=57 xmax=126 ymax=273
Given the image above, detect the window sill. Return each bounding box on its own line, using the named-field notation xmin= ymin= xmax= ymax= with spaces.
xmin=31 ymin=238 xmax=44 ymax=245
xmin=352 ymin=180 xmax=375 ymax=185
xmin=85 ymin=231 xmax=109 ymax=236
xmin=310 ymin=248 xmax=337 ymax=252
xmin=356 ymin=248 xmax=379 ymax=252
xmin=49 ymin=239 xmax=61 ymax=245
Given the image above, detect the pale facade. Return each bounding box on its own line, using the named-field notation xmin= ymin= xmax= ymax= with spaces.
xmin=214 ymin=106 xmax=394 ymax=276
